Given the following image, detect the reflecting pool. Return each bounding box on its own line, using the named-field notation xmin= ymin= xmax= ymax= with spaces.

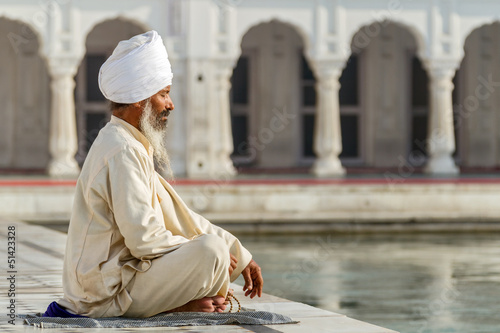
xmin=234 ymin=232 xmax=500 ymax=333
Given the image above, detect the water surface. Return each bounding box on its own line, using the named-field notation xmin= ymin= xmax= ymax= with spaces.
xmin=235 ymin=232 xmax=500 ymax=333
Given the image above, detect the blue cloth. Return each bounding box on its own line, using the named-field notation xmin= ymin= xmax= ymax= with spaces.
xmin=43 ymin=302 xmax=86 ymax=318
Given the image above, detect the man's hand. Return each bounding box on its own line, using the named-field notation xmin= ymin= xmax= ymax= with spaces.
xmin=241 ymin=259 xmax=263 ymax=298
xmin=229 ymin=253 xmax=238 ymax=276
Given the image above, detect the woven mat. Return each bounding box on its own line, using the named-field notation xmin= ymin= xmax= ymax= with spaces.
xmin=22 ymin=311 xmax=298 ymax=328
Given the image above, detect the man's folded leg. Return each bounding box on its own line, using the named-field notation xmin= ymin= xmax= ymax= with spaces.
xmin=122 ymin=234 xmax=231 ymax=318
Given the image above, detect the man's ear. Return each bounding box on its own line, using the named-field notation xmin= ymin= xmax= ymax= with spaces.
xmin=131 ymin=100 xmax=146 ymax=111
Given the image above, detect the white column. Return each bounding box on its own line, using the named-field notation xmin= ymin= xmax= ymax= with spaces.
xmin=311 ymin=61 xmax=345 ymax=176
xmin=47 ymin=58 xmax=80 ymax=177
xmin=212 ymin=61 xmax=237 ymax=176
xmin=424 ymin=63 xmax=459 ymax=174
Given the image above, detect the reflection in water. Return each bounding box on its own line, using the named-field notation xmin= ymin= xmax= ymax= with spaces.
xmin=234 ymin=233 xmax=500 ymax=333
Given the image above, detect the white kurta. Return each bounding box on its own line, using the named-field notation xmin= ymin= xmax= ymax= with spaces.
xmin=59 ymin=116 xmax=252 ymax=317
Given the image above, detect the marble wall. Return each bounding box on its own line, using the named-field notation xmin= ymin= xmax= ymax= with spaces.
xmin=2 ymin=0 xmax=500 ymax=176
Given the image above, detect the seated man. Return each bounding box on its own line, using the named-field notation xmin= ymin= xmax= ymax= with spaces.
xmin=56 ymin=30 xmax=262 ymax=318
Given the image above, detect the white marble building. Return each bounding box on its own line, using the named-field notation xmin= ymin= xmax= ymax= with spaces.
xmin=1 ymin=0 xmax=500 ymax=178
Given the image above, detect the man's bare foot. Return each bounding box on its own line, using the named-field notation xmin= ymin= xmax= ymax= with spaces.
xmin=167 ymin=296 xmax=227 ymax=313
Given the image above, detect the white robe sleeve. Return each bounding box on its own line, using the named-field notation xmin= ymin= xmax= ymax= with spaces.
xmin=188 ymin=209 xmax=253 ymax=282
xmin=157 ymin=175 xmax=253 ymax=282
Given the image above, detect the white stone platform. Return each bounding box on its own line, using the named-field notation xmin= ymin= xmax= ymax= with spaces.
xmin=1 ymin=176 xmax=500 ymax=232
xmin=0 ymin=218 xmax=397 ymax=332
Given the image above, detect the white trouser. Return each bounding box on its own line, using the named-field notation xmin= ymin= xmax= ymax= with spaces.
xmin=122 ymin=234 xmax=230 ymax=318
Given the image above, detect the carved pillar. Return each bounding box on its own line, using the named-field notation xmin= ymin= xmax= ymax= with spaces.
xmin=424 ymin=63 xmax=459 ymax=174
xmin=185 ymin=59 xmax=236 ymax=178
xmin=311 ymin=61 xmax=345 ymax=176
xmin=213 ymin=61 xmax=237 ymax=176
xmin=47 ymin=58 xmax=80 ymax=177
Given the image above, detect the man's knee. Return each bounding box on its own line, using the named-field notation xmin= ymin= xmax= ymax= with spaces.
xmin=196 ymin=234 xmax=228 ymax=256
xmin=195 ymin=234 xmax=230 ymax=268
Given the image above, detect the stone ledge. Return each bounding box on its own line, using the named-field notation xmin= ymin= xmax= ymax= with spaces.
xmin=2 ymin=180 xmax=500 ymax=228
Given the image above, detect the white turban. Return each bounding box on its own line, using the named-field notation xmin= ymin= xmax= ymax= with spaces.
xmin=98 ymin=30 xmax=173 ymax=104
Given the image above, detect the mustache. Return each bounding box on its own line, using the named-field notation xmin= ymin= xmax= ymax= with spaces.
xmin=159 ymin=110 xmax=171 ymax=118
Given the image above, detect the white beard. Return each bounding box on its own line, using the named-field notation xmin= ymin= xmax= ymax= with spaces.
xmin=139 ymin=100 xmax=174 ymax=179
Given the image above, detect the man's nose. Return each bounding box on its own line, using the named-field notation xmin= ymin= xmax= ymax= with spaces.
xmin=167 ymin=97 xmax=174 ymax=111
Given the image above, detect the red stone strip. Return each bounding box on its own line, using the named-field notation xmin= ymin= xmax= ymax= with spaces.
xmin=1 ymin=177 xmax=500 ymax=187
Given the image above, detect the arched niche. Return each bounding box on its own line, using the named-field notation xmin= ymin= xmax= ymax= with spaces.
xmin=0 ymin=17 xmax=50 ymax=171
xmin=230 ymin=20 xmax=315 ymax=171
xmin=458 ymin=22 xmax=500 ymax=168
xmin=345 ymin=21 xmax=429 ymax=169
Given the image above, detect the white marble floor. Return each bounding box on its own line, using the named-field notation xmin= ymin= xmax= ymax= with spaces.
xmin=0 ymin=218 xmax=397 ymax=332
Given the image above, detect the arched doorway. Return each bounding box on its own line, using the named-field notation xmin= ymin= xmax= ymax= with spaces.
xmin=0 ymin=18 xmax=50 ymax=171
xmin=75 ymin=19 xmax=147 ymax=164
xmin=347 ymin=22 xmax=429 ymax=168
xmin=230 ymin=20 xmax=312 ymax=170
xmin=458 ymin=23 xmax=500 ymax=168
